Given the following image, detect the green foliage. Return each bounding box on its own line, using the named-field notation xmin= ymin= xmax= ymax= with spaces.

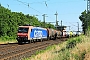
xmin=66 ymin=39 xmax=76 ymax=49
xmin=35 ymin=45 xmax=56 ymax=55
xmin=79 ymin=10 xmax=90 ymax=34
xmin=0 ymin=36 xmax=16 ymax=42
xmin=54 ymin=37 xmax=84 ymax=60
xmin=35 ymin=50 xmax=45 ymax=55
xmin=66 ymin=37 xmax=81 ymax=49
xmin=73 ymin=50 xmax=86 ymax=60
xmin=0 ymin=5 xmax=55 ymax=39
xmin=80 ymin=50 xmax=86 ymax=60
xmin=46 ymin=45 xmax=56 ymax=50
xmin=61 ymin=50 xmax=70 ymax=60
xmin=54 ymin=48 xmax=71 ymax=60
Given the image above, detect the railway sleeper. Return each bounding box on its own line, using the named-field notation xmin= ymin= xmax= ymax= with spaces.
xmin=0 ymin=43 xmax=49 ymax=60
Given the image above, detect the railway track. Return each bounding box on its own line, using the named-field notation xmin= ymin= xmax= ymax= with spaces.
xmin=0 ymin=38 xmax=67 ymax=60
xmin=0 ymin=43 xmax=18 ymax=49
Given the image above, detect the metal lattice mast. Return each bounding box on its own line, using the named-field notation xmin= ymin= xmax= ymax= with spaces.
xmin=87 ymin=0 xmax=90 ymax=12
xmin=55 ymin=11 xmax=58 ymax=27
xmin=42 ymin=14 xmax=47 ymax=28
xmin=85 ymin=0 xmax=90 ymax=31
xmin=87 ymin=0 xmax=90 ymax=30
xmin=86 ymin=0 xmax=90 ymax=33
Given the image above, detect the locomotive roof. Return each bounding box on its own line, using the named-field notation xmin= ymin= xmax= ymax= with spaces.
xmin=19 ymin=26 xmax=33 ymax=28
xmin=32 ymin=27 xmax=46 ymax=30
xmin=19 ymin=26 xmax=47 ymax=30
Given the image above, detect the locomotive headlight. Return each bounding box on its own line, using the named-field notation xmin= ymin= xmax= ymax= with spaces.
xmin=18 ymin=36 xmax=20 ymax=37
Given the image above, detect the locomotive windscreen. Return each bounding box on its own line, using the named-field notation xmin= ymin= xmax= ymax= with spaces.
xmin=18 ymin=27 xmax=29 ymax=33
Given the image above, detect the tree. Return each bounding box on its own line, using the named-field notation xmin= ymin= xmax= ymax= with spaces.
xmin=79 ymin=10 xmax=90 ymax=34
xmin=0 ymin=5 xmax=55 ymax=37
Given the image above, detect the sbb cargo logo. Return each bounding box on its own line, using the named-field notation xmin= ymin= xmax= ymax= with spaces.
xmin=34 ymin=30 xmax=42 ymax=37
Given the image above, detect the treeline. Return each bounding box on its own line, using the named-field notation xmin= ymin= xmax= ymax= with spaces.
xmin=0 ymin=5 xmax=55 ymax=38
xmin=79 ymin=10 xmax=90 ymax=34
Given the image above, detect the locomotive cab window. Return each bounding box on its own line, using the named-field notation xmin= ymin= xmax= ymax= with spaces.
xmin=18 ymin=27 xmax=29 ymax=33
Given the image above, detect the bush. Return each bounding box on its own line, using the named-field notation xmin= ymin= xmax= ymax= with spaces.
xmin=0 ymin=36 xmax=16 ymax=42
xmin=66 ymin=37 xmax=81 ymax=49
xmin=66 ymin=39 xmax=76 ymax=49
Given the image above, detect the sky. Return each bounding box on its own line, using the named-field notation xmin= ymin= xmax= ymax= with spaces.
xmin=0 ymin=0 xmax=87 ymax=31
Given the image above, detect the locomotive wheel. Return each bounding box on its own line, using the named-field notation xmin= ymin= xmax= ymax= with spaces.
xmin=53 ymin=36 xmax=56 ymax=40
xmin=31 ymin=40 xmax=33 ymax=43
xmin=47 ymin=37 xmax=49 ymax=40
xmin=28 ymin=40 xmax=30 ymax=43
xmin=54 ymin=37 xmax=56 ymax=40
xmin=40 ymin=39 xmax=43 ymax=42
xmin=18 ymin=41 xmax=22 ymax=44
xmin=33 ymin=40 xmax=36 ymax=43
xmin=49 ymin=36 xmax=51 ymax=40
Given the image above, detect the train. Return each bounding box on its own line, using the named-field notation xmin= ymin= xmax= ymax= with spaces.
xmin=16 ymin=25 xmax=62 ymax=44
xmin=16 ymin=25 xmax=81 ymax=44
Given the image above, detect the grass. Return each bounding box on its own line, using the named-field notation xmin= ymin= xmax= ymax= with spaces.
xmin=0 ymin=36 xmax=17 ymax=44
